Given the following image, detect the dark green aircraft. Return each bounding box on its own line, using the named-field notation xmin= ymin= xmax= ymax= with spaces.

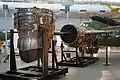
xmin=60 ymin=16 xmax=120 ymax=54
xmin=89 ymin=16 xmax=120 ymax=46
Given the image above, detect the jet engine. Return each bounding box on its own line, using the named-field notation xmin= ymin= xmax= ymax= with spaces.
xmin=14 ymin=7 xmax=55 ymax=63
xmin=60 ymin=24 xmax=99 ymax=54
xmin=60 ymin=16 xmax=120 ymax=54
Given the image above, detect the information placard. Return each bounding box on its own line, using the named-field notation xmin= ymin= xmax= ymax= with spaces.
xmin=61 ymin=0 xmax=74 ymax=6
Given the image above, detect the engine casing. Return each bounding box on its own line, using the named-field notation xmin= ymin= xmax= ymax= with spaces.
xmin=14 ymin=8 xmax=54 ymax=63
xmin=60 ymin=24 xmax=99 ymax=54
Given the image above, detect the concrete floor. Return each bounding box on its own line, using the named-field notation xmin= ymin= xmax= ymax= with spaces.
xmin=0 ymin=47 xmax=120 ymax=80
xmin=57 ymin=47 xmax=120 ymax=80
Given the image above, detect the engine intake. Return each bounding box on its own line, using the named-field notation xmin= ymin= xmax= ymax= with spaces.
xmin=60 ymin=24 xmax=99 ymax=54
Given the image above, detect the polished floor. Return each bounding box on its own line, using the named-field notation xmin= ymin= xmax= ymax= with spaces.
xmin=0 ymin=47 xmax=120 ymax=80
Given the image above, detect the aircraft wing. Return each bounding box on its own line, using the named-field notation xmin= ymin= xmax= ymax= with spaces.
xmin=102 ymin=25 xmax=120 ymax=30
xmin=85 ymin=30 xmax=116 ymax=35
xmin=90 ymin=16 xmax=120 ymax=30
xmin=90 ymin=16 xmax=120 ymax=26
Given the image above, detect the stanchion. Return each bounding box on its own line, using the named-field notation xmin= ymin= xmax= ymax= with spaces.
xmin=103 ymin=32 xmax=110 ymax=66
xmin=10 ymin=29 xmax=17 ymax=71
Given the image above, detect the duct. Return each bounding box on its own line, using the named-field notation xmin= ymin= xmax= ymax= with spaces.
xmin=14 ymin=7 xmax=54 ymax=63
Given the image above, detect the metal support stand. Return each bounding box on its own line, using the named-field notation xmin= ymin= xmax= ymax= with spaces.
xmin=103 ymin=32 xmax=110 ymax=66
xmin=105 ymin=46 xmax=110 ymax=66
xmin=52 ymin=39 xmax=55 ymax=69
xmin=10 ymin=29 xmax=17 ymax=71
xmin=42 ymin=30 xmax=48 ymax=75
xmin=61 ymin=42 xmax=63 ymax=61
xmin=58 ymin=42 xmax=99 ymax=67
xmin=61 ymin=42 xmax=67 ymax=61
xmin=37 ymin=59 xmax=40 ymax=68
xmin=76 ymin=42 xmax=78 ymax=64
xmin=52 ymin=39 xmax=59 ymax=69
xmin=0 ymin=29 xmax=68 ymax=80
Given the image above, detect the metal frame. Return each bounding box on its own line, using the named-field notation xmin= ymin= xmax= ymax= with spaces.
xmin=0 ymin=29 xmax=68 ymax=80
xmin=58 ymin=42 xmax=99 ymax=67
xmin=103 ymin=32 xmax=110 ymax=66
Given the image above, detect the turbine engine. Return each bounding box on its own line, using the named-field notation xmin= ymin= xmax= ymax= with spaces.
xmin=60 ymin=24 xmax=99 ymax=54
xmin=14 ymin=7 xmax=55 ymax=63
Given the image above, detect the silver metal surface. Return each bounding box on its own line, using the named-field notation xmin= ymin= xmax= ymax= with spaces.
xmin=14 ymin=7 xmax=54 ymax=63
xmin=18 ymin=37 xmax=42 ymax=51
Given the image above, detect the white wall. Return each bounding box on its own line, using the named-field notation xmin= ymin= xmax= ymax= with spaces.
xmin=55 ymin=17 xmax=89 ymax=31
xmin=0 ymin=17 xmax=13 ymax=29
xmin=0 ymin=17 xmax=89 ymax=30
